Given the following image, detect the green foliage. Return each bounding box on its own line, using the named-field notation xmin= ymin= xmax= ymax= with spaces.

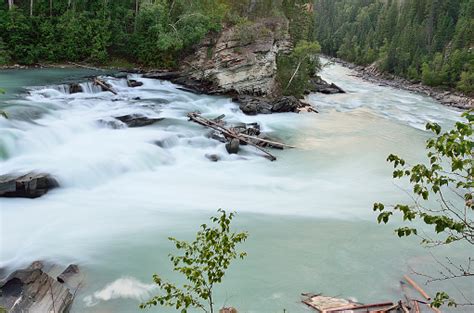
xmin=374 ymin=112 xmax=473 ymax=244
xmin=374 ymin=111 xmax=473 ymax=307
xmin=140 ymin=209 xmax=248 ymax=313
xmin=277 ymin=40 xmax=321 ymax=98
xmin=432 ymin=292 xmax=457 ymax=308
xmin=313 ymin=0 xmax=474 ymax=92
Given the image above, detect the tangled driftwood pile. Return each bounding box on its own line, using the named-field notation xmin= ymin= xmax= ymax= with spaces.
xmin=187 ymin=112 xmax=295 ymax=161
xmin=302 ymin=275 xmax=442 ymax=313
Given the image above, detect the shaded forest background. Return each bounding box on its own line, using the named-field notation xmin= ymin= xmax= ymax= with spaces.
xmin=313 ymin=0 xmax=473 ymax=94
xmin=0 ymin=0 xmax=472 ymax=94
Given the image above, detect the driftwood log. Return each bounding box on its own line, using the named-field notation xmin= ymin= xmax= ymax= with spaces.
xmin=93 ymin=78 xmax=117 ymax=95
xmin=187 ymin=112 xmax=295 ymax=161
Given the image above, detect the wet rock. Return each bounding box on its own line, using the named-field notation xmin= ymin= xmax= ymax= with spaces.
xmin=237 ymin=96 xmax=272 ymax=115
xmin=310 ymin=77 xmax=345 ymax=94
xmin=127 ymin=79 xmax=143 ymax=88
xmin=271 ymin=96 xmax=300 ymax=113
xmin=225 ymin=138 xmax=240 ymax=154
xmin=69 ymin=83 xmax=83 ymax=94
xmin=57 ymin=264 xmax=79 ymax=284
xmin=114 ymin=114 xmax=164 ymax=127
xmin=0 ymin=173 xmax=58 ymax=198
xmin=0 ymin=262 xmax=77 ymax=313
xmin=97 ymin=119 xmax=126 ymax=129
xmin=205 ymin=154 xmax=221 ymax=162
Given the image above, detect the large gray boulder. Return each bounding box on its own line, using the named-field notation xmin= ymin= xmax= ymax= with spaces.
xmin=0 ymin=262 xmax=79 ymax=313
xmin=0 ymin=173 xmax=58 ymax=198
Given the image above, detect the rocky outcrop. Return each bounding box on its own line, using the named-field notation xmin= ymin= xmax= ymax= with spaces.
xmin=236 ymin=95 xmax=315 ymax=115
xmin=0 ymin=173 xmax=58 ymax=198
xmin=309 ymin=76 xmax=345 ymax=94
xmin=114 ymin=114 xmax=164 ymax=127
xmin=0 ymin=262 xmax=80 ymax=313
xmin=143 ymin=18 xmax=323 ymax=114
xmin=179 ymin=17 xmax=292 ymax=96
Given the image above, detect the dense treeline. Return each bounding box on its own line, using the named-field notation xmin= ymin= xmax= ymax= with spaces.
xmin=313 ymin=0 xmax=474 ymax=94
xmin=0 ymin=0 xmax=313 ymax=68
xmin=0 ymin=0 xmax=229 ymax=66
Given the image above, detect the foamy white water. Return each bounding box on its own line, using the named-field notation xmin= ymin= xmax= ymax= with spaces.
xmin=0 ymin=61 xmax=471 ymax=312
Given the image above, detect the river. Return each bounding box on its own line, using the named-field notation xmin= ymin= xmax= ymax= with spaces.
xmin=0 ymin=60 xmax=471 ymax=312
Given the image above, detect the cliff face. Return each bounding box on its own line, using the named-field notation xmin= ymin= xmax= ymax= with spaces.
xmin=180 ymin=17 xmax=292 ymax=97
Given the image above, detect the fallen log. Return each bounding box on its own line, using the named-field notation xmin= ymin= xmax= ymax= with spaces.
xmin=403 ymin=275 xmax=431 ymax=300
xmin=93 ymin=78 xmax=117 ymax=95
xmin=327 ymin=301 xmax=394 ymax=312
xmin=187 ymin=112 xmax=281 ymax=161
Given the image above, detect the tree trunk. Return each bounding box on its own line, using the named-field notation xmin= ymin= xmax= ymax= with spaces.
xmin=285 ymin=59 xmax=303 ymax=91
xmin=49 ymin=0 xmax=53 ymax=16
xmin=8 ymin=0 xmax=14 ymax=10
xmin=30 ymin=0 xmax=33 ymax=16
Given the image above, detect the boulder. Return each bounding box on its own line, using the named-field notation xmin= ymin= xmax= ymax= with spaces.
xmin=310 ymin=77 xmax=345 ymax=94
xmin=0 ymin=173 xmax=58 ymax=198
xmin=69 ymin=83 xmax=83 ymax=94
xmin=57 ymin=264 xmax=79 ymax=284
xmin=271 ymin=96 xmax=300 ymax=113
xmin=225 ymin=138 xmax=240 ymax=154
xmin=127 ymin=79 xmax=143 ymax=88
xmin=114 ymin=114 xmax=164 ymax=127
xmin=0 ymin=262 xmax=78 ymax=313
xmin=237 ymin=96 xmax=272 ymax=115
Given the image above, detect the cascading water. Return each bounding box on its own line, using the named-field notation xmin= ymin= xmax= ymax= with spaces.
xmin=0 ymin=61 xmax=470 ymax=312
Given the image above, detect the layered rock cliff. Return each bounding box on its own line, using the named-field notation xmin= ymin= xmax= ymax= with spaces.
xmin=178 ymin=17 xmax=292 ymax=97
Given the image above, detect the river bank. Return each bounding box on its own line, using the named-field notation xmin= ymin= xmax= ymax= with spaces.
xmin=323 ymin=56 xmax=473 ymax=110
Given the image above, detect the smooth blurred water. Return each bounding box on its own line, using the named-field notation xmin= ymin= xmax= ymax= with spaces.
xmin=0 ymin=61 xmax=471 ymax=312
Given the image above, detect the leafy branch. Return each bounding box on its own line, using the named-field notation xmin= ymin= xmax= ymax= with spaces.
xmin=140 ymin=209 xmax=248 ymax=313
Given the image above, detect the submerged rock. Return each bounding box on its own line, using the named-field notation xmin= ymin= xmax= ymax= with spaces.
xmin=225 ymin=138 xmax=240 ymax=154
xmin=271 ymin=96 xmax=300 ymax=112
xmin=69 ymin=83 xmax=83 ymax=94
xmin=0 ymin=173 xmax=58 ymax=198
xmin=0 ymin=262 xmax=79 ymax=313
xmin=127 ymin=79 xmax=143 ymax=88
xmin=205 ymin=154 xmax=221 ymax=162
xmin=114 ymin=114 xmax=164 ymax=127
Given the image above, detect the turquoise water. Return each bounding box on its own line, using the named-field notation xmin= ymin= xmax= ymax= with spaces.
xmin=0 ymin=62 xmax=471 ymax=312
